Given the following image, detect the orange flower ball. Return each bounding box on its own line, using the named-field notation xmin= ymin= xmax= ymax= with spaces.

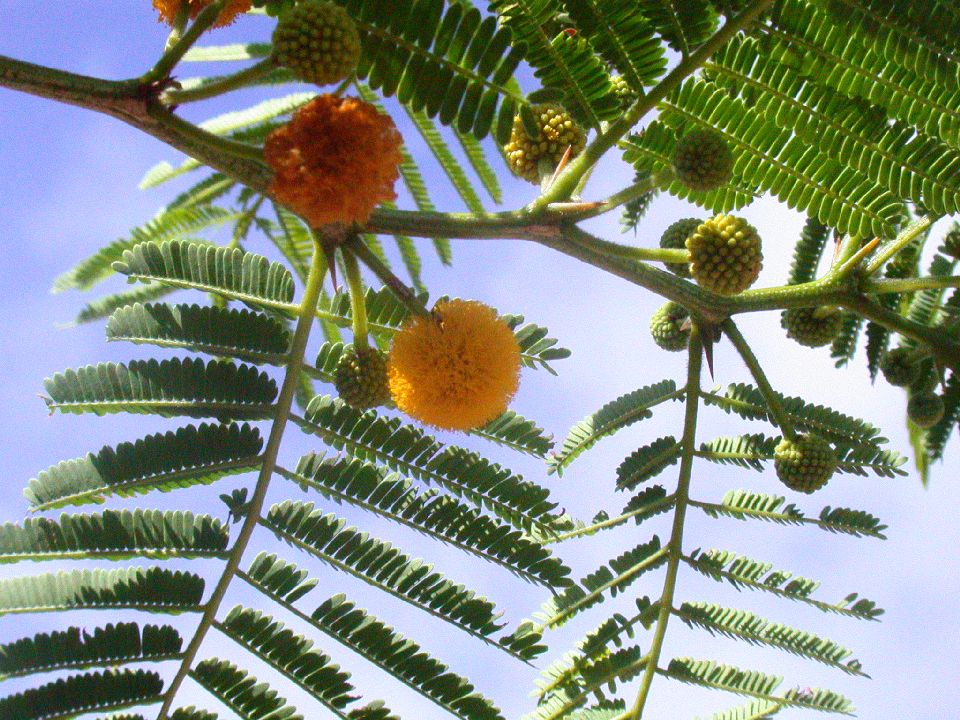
xmin=264 ymin=95 xmax=403 ymax=227
xmin=388 ymin=300 xmax=522 ymax=432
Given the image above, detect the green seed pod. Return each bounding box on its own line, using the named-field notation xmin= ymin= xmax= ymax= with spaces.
xmin=650 ymin=302 xmax=690 ymax=352
xmin=504 ymin=105 xmax=587 ymax=183
xmin=879 ymin=347 xmax=921 ymax=387
xmin=334 ymin=345 xmax=391 ymax=410
xmin=659 ymin=218 xmax=699 ymax=278
xmin=781 ymin=306 xmax=843 ymax=348
xmin=907 ymin=392 xmax=945 ymax=429
xmin=686 ymin=214 xmax=763 ymax=295
xmin=673 ymin=128 xmax=733 ymax=191
xmin=774 ymin=434 xmax=837 ymax=494
xmin=272 ymin=0 xmax=361 ymax=86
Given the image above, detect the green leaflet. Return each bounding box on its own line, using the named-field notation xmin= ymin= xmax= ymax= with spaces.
xmin=216 ymin=606 xmax=358 ymax=713
xmin=280 ymin=452 xmax=571 ymax=587
xmin=296 ymin=395 xmax=563 ymax=535
xmin=0 ymin=567 xmax=204 ymax=615
xmin=342 ymin=0 xmax=526 ymax=140
xmin=42 ymin=358 xmax=277 ymax=419
xmin=260 ymin=500 xmax=543 ymax=660
xmin=106 ymin=303 xmax=291 ymax=363
xmin=677 ymin=601 xmax=866 ymax=675
xmin=0 ymin=509 xmax=228 ymax=562
xmin=686 ymin=549 xmax=883 ymax=620
xmin=533 ymin=536 xmax=666 ymax=629
xmin=113 ymin=240 xmax=296 ymax=314
xmin=665 ymin=657 xmax=854 ymax=714
xmin=0 ymin=623 xmax=182 ymax=680
xmin=0 ymin=669 xmax=163 ymax=720
xmin=190 ymin=658 xmax=303 ymax=720
xmin=549 ymin=380 xmax=680 ymax=475
xmin=25 ymin=422 xmax=262 ymax=511
xmin=53 ymin=206 xmax=236 ymax=293
xmin=695 ymin=489 xmax=887 ymax=538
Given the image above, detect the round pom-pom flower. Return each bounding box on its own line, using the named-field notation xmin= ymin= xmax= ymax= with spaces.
xmin=774 ymin=434 xmax=837 ymax=494
xmin=264 ymin=95 xmax=403 ymax=227
xmin=907 ymin=392 xmax=945 ymax=428
xmin=153 ymin=0 xmax=252 ymax=27
xmin=659 ymin=218 xmax=699 ymax=278
xmin=504 ymin=105 xmax=587 ymax=183
xmin=650 ymin=302 xmax=690 ymax=352
xmin=388 ymin=300 xmax=521 ymax=431
xmin=673 ymin=128 xmax=733 ymax=191
xmin=334 ymin=346 xmax=391 ymax=410
xmin=272 ymin=0 xmax=361 ymax=86
xmin=686 ymin=215 xmax=762 ymax=295
xmin=781 ymin=306 xmax=843 ymax=348
xmin=880 ymin=347 xmax=920 ymax=387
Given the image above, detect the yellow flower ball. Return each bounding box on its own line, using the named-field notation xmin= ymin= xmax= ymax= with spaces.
xmin=388 ymin=299 xmax=521 ymax=431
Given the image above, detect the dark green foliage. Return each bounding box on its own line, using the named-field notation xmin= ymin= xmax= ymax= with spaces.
xmin=218 ymin=606 xmax=358 ymax=711
xmin=25 ymin=423 xmax=262 ymax=510
xmin=310 ymin=595 xmax=505 ymax=720
xmin=262 ymin=500 xmax=542 ymax=658
xmin=549 ymin=380 xmax=680 ymax=474
xmin=190 ymin=658 xmax=302 ymax=720
xmin=106 ymin=303 xmax=291 ymax=363
xmin=42 ymin=358 xmax=277 ymax=418
xmin=616 ymin=437 xmax=681 ymax=491
xmin=113 ymin=240 xmax=296 ymax=311
xmin=0 ymin=567 xmax=204 ymax=615
xmin=0 ymin=510 xmax=228 ymax=562
xmin=339 ymin=0 xmax=527 ymax=141
xmin=0 ymin=669 xmax=163 ymax=720
xmin=0 ymin=623 xmax=181 ymax=680
xmin=298 ymin=395 xmax=563 ymax=534
xmin=787 ymin=216 xmax=831 ymax=285
xmin=533 ymin=536 xmax=666 ymax=628
xmin=282 ymin=453 xmax=572 ymax=587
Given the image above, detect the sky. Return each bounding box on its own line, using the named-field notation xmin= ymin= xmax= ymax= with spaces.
xmin=0 ymin=4 xmax=959 ymax=720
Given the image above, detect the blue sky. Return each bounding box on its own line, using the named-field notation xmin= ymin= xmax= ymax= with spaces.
xmin=1 ymin=4 xmax=958 ymax=720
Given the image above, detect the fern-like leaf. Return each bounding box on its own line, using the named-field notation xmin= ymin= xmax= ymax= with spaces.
xmin=42 ymin=358 xmax=277 ymax=419
xmin=664 ymin=658 xmax=854 ymax=714
xmin=216 ymin=606 xmax=358 ymax=713
xmin=25 ymin=422 xmax=262 ymax=511
xmin=260 ymin=501 xmax=541 ymax=659
xmin=53 ymin=206 xmax=237 ymax=292
xmin=296 ymin=395 xmax=562 ymax=534
xmin=616 ymin=436 xmax=682 ymax=491
xmin=0 ymin=509 xmax=228 ymax=562
xmin=686 ymin=549 xmax=883 ymax=620
xmin=280 ymin=453 xmax=571 ymax=587
xmin=549 ymin=380 xmax=680 ymax=475
xmin=0 ymin=669 xmax=163 ymax=720
xmin=112 ymin=240 xmax=296 ymax=314
xmin=676 ymin=602 xmax=865 ymax=675
xmin=190 ymin=658 xmax=302 ymax=720
xmin=106 ymin=303 xmax=290 ymax=364
xmin=0 ymin=623 xmax=182 ymax=681
xmin=0 ymin=567 xmax=204 ymax=615
xmin=533 ymin=536 xmax=666 ymax=629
